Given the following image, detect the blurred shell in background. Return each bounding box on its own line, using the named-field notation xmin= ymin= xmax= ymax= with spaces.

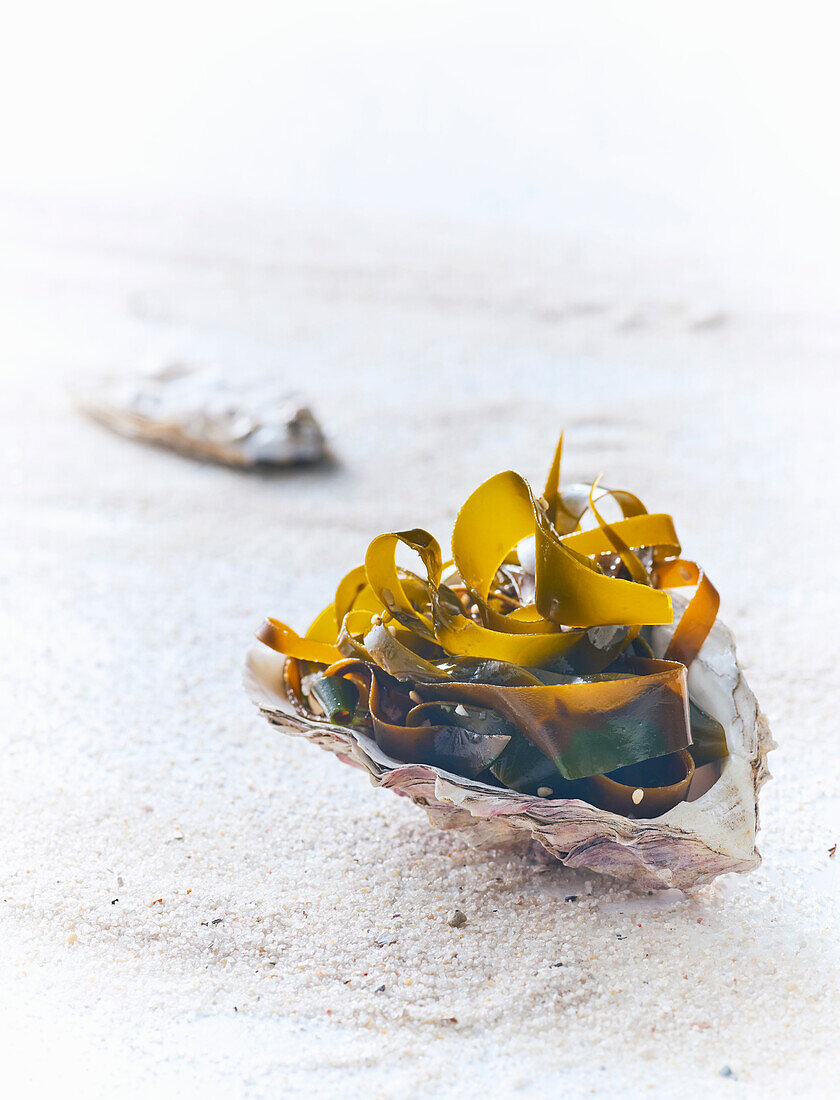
xmin=76 ymin=363 xmax=327 ymax=467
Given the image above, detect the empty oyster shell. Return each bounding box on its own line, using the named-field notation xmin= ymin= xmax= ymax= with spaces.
xmin=77 ymin=363 xmax=326 ymax=466
xmin=245 ymin=594 xmax=773 ymax=892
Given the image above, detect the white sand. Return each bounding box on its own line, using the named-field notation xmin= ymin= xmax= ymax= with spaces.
xmin=2 ymin=198 xmax=839 ymax=1097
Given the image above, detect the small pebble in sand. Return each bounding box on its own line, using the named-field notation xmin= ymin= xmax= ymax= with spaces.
xmin=446 ymin=909 xmax=467 ymax=928
xmin=719 ymin=1066 xmax=737 ymax=1079
xmin=376 ymin=931 xmax=397 ymax=947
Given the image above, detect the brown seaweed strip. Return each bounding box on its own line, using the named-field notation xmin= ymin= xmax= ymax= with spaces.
xmin=415 ymin=656 xmax=690 ymax=780
xmin=655 ymin=559 xmax=721 ymax=668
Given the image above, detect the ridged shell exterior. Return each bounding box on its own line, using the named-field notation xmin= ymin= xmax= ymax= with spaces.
xmin=245 ymin=599 xmax=773 ymax=891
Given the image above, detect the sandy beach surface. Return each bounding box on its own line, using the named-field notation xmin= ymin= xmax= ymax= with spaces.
xmin=2 ymin=197 xmax=839 ymax=1097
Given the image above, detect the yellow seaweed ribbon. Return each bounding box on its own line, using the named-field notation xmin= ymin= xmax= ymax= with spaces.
xmin=452 ymin=468 xmax=671 ymax=628
xmin=257 ymin=618 xmax=343 ymax=665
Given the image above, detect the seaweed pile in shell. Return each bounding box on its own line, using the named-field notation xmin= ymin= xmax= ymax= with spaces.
xmin=245 ymin=437 xmax=774 ymax=890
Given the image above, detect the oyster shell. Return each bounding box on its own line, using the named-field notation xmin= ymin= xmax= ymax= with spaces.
xmin=77 ymin=363 xmax=326 ymax=466
xmin=245 ymin=594 xmax=773 ymax=891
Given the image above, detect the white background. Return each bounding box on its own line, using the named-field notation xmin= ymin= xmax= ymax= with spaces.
xmin=3 ymin=1 xmax=840 ymax=284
